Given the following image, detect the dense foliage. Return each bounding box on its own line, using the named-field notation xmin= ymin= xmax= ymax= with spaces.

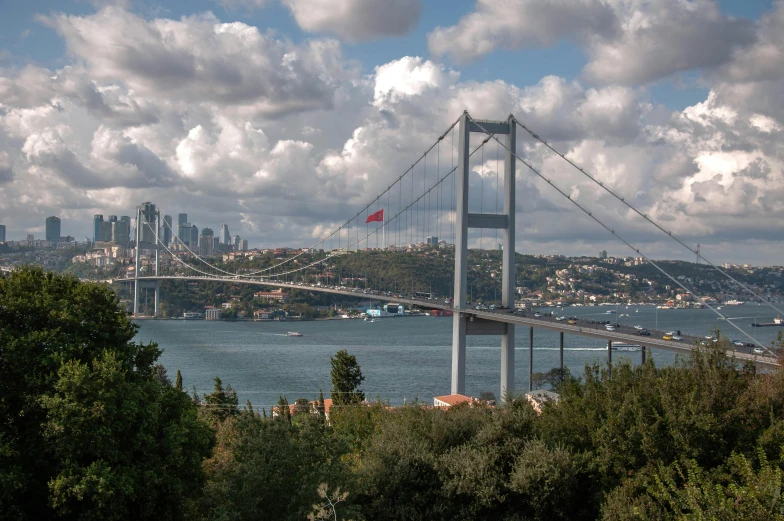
xmin=3 ymin=266 xmax=784 ymax=520
xmin=0 ymin=267 xmax=213 ymax=521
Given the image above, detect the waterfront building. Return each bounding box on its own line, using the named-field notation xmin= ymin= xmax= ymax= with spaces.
xmin=205 ymin=308 xmax=222 ymax=320
xmin=220 ymin=224 xmax=231 ymax=245
xmin=45 ymin=216 xmax=61 ymax=243
xmin=0 ymin=224 xmax=5 ymax=242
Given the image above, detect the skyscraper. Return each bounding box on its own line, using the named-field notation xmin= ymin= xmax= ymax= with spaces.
xmin=199 ymin=227 xmax=214 ymax=256
xmin=0 ymin=224 xmax=5 ymax=243
xmin=241 ymin=239 xmax=248 ymax=251
xmin=163 ymin=215 xmax=172 ymax=246
xmin=233 ymin=235 xmax=240 ymax=250
xmin=138 ymin=202 xmax=157 ymax=245
xmin=190 ymin=225 xmax=199 ymax=247
xmin=178 ymin=213 xmax=188 ymax=226
xmin=93 ymin=215 xmax=103 ymax=244
xmin=45 ymin=216 xmax=61 ymax=243
xmin=220 ymin=224 xmax=231 ymax=245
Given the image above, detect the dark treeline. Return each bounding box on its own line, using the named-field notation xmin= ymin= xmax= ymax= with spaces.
xmin=2 ymin=267 xmax=784 ymax=520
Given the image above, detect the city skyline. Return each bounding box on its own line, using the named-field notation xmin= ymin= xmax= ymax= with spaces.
xmin=0 ymin=1 xmax=782 ymax=264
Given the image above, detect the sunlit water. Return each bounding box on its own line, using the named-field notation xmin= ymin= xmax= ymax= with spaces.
xmin=134 ymin=304 xmax=783 ymax=410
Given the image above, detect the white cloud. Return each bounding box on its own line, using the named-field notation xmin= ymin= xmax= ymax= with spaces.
xmin=429 ymin=0 xmax=756 ymax=85
xmin=41 ymin=7 xmax=349 ymax=118
xmin=283 ymin=0 xmax=422 ymax=42
xmin=429 ymin=0 xmax=617 ymax=65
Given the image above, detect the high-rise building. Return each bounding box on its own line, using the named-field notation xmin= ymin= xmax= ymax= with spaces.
xmin=233 ymin=235 xmax=240 ymax=250
xmin=241 ymin=239 xmax=248 ymax=251
xmin=178 ymin=222 xmax=191 ymax=245
xmin=45 ymin=216 xmax=61 ymax=243
xmin=178 ymin=213 xmax=188 ymax=226
xmin=163 ymin=215 xmax=172 ymax=246
xmin=426 ymin=236 xmax=439 ymax=246
xmin=220 ymin=224 xmax=231 ymax=245
xmin=120 ymin=216 xmax=131 ymax=243
xmin=138 ymin=202 xmax=157 ymax=245
xmin=599 ymin=250 xmax=608 ymax=259
xmin=199 ymin=227 xmax=214 ymax=256
xmin=111 ymin=220 xmax=130 ymax=245
xmin=0 ymin=224 xmax=5 ymax=242
xmin=93 ymin=215 xmax=103 ymax=243
xmin=190 ymin=225 xmax=199 ymax=247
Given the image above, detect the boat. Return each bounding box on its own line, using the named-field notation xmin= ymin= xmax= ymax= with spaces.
xmin=287 ymin=331 xmax=303 ymax=337
xmin=751 ymin=316 xmax=783 ymax=327
xmin=612 ymin=342 xmax=641 ymax=352
xmin=606 ymin=310 xmax=616 ymax=314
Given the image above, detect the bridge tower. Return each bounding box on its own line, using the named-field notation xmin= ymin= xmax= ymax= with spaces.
xmin=133 ymin=203 xmax=161 ymax=318
xmin=452 ymin=112 xmax=516 ymax=402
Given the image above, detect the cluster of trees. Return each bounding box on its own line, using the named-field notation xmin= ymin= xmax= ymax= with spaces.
xmin=3 ymin=267 xmax=784 ymax=520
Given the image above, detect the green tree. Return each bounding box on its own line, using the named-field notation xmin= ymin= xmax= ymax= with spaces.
xmin=330 ymin=350 xmax=365 ymax=406
xmin=202 ymin=377 xmax=238 ymax=424
xmin=0 ymin=267 xmax=213 ymax=520
xmin=175 ymin=369 xmax=183 ymax=392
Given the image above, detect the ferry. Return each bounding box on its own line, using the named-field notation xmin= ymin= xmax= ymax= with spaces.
xmin=287 ymin=331 xmax=303 ymax=337
xmin=612 ymin=342 xmax=642 ymax=352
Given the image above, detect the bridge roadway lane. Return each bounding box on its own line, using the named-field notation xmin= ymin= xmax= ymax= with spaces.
xmin=116 ymin=276 xmax=779 ymax=369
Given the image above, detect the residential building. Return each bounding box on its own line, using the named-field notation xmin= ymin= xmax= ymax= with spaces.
xmin=433 ymin=394 xmax=476 ymax=408
xmin=45 ymin=216 xmax=61 ymax=243
xmin=220 ymin=224 xmax=231 ymax=245
xmin=221 ymin=302 xmax=234 ymax=309
xmin=0 ymin=224 xmax=5 ymax=242
xmin=163 ymin=215 xmax=172 ymax=246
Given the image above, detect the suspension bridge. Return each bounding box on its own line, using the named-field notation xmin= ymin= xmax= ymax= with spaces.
xmin=113 ymin=111 xmax=782 ymax=400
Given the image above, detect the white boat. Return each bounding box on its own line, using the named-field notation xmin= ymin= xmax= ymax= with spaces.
xmin=612 ymin=342 xmax=641 ymax=351
xmin=287 ymin=331 xmax=303 ymax=337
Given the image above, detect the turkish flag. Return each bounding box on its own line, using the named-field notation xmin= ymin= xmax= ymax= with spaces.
xmin=365 ymin=209 xmax=384 ymax=223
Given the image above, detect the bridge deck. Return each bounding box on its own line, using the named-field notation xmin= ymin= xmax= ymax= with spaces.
xmin=113 ymin=276 xmax=779 ymax=369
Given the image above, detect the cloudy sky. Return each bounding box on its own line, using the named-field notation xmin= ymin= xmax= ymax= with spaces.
xmin=0 ymin=0 xmax=782 ymax=264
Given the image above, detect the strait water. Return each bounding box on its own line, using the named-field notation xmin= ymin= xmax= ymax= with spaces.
xmin=134 ymin=304 xmax=783 ymax=411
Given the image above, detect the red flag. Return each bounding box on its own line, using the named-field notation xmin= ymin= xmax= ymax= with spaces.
xmin=365 ymin=209 xmax=384 ymax=223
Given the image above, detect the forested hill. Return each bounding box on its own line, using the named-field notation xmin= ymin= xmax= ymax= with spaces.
xmin=129 ymin=248 xmax=783 ymax=316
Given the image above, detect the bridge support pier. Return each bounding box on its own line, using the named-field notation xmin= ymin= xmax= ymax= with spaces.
xmin=451 ymin=112 xmax=516 ymax=403
xmin=559 ymin=332 xmax=564 ymax=379
xmin=154 ymin=280 xmax=160 ymax=317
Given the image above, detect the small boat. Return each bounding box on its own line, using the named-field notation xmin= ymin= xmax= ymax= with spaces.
xmin=612 ymin=342 xmax=641 ymax=352
xmin=287 ymin=331 xmax=303 ymax=337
